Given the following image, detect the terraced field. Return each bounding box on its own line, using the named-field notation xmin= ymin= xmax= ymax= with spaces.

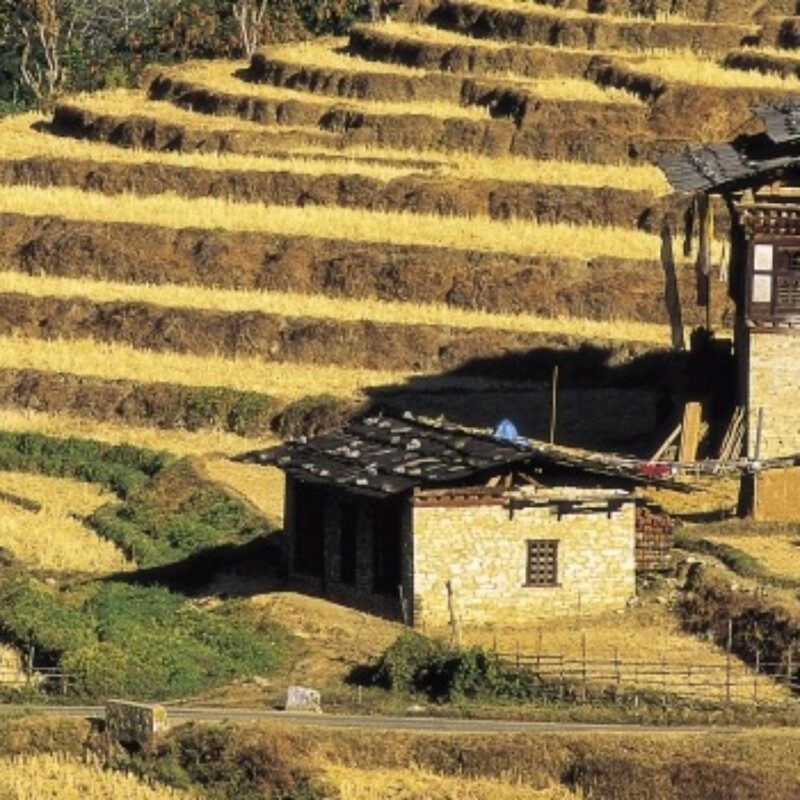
xmin=6 ymin=1 xmax=800 ymax=458
xmin=2 ymin=0 xmax=800 ymax=701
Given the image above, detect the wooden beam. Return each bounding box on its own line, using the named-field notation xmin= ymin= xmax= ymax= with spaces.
xmin=678 ymin=402 xmax=703 ymax=464
xmin=650 ymin=424 xmax=682 ymax=463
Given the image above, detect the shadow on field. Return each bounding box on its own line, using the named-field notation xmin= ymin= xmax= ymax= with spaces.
xmin=104 ymin=533 xmax=284 ymax=597
xmin=367 ymin=333 xmax=736 ymax=457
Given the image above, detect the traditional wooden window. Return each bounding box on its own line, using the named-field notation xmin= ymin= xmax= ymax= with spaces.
xmin=776 ymin=247 xmax=800 ymax=311
xmin=751 ymin=243 xmax=774 ymax=307
xmin=526 ymin=540 xmax=559 ymax=587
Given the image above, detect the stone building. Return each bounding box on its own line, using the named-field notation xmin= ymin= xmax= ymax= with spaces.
xmin=661 ymin=103 xmax=800 ymax=518
xmin=661 ymin=103 xmax=800 ymax=461
xmin=237 ymin=414 xmax=672 ymax=629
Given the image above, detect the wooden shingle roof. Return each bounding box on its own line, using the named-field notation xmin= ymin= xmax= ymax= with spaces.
xmin=235 ymin=413 xmax=534 ymax=497
xmin=234 ymin=413 xmax=683 ymax=497
xmin=659 ymin=101 xmax=800 ymax=193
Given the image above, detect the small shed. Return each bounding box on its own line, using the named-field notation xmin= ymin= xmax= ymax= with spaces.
xmin=236 ymin=414 xmax=672 ymax=629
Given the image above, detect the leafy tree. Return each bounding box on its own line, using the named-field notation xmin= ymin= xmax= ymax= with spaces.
xmin=1 ymin=0 xmax=395 ymax=114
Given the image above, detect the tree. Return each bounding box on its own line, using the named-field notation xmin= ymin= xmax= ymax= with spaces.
xmin=6 ymin=0 xmax=67 ymax=106
xmin=232 ymin=0 xmax=268 ymax=58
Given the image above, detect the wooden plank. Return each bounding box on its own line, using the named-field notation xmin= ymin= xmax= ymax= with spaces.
xmin=678 ymin=402 xmax=703 ymax=464
xmin=650 ymin=424 xmax=681 ymax=463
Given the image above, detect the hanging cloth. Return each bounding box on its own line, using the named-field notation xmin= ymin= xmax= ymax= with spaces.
xmin=695 ymin=193 xmax=712 ymax=306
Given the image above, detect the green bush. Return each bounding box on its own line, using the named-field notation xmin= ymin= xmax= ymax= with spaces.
xmin=0 ymin=577 xmax=287 ymax=700
xmin=373 ymin=632 xmax=543 ymax=702
xmin=372 ymin=631 xmax=445 ymax=693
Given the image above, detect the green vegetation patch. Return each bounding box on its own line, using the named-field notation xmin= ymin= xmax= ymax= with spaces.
xmin=0 ymin=431 xmax=169 ymax=498
xmin=89 ymin=458 xmax=273 ymax=567
xmin=0 ymin=431 xmax=274 ymax=567
xmin=0 ymin=429 xmax=287 ymax=700
xmin=0 ymin=577 xmax=287 ymax=700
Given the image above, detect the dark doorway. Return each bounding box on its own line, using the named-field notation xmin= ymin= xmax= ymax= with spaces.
xmin=293 ymin=481 xmax=325 ymax=578
xmin=372 ymin=497 xmax=403 ymax=597
xmin=339 ymin=500 xmax=358 ymax=586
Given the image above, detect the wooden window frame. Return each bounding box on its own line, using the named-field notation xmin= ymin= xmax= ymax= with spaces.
xmin=525 ymin=539 xmax=560 ymax=588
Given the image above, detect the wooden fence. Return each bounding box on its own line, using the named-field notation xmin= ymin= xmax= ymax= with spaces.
xmin=0 ymin=666 xmax=74 ymax=695
xmin=494 ymin=649 xmax=800 ymax=705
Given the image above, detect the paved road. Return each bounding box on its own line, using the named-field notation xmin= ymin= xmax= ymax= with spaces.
xmin=0 ymin=705 xmax=748 ymax=735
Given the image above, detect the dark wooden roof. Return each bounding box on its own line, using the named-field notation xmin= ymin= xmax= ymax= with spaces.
xmin=234 ymin=413 xmax=681 ymax=497
xmin=659 ymin=101 xmax=800 ymax=193
xmin=235 ymin=414 xmax=534 ymax=497
xmin=755 ymin=101 xmax=800 ymax=145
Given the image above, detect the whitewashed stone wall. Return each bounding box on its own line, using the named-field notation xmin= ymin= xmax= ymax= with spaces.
xmin=745 ymin=331 xmax=800 ymax=459
xmin=412 ymin=498 xmax=636 ymax=629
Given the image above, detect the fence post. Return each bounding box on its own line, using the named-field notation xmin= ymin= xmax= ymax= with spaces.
xmin=787 ymin=640 xmax=795 ymax=688
xmin=25 ymin=645 xmax=34 ymax=691
xmin=662 ymin=653 xmax=668 ymax=705
xmin=754 ymin=647 xmax=760 ymax=705
xmin=581 ymin=631 xmax=588 ymax=701
xmin=516 ymin=639 xmax=521 ymax=669
xmin=726 ymin=618 xmax=733 ymax=704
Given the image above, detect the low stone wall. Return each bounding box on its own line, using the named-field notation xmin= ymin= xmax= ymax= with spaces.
xmin=105 ymin=700 xmax=168 ymax=746
xmin=412 ymin=492 xmax=636 ymax=629
xmin=0 ymin=645 xmax=25 ymax=684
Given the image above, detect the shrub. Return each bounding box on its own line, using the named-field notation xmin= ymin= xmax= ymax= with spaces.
xmin=372 ymin=633 xmax=543 ymax=702
xmin=372 ymin=631 xmax=445 ymax=693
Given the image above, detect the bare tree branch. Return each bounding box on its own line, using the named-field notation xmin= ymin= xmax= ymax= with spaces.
xmin=233 ymin=0 xmax=268 ymax=59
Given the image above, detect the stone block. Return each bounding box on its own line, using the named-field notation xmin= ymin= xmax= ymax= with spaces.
xmin=285 ymin=685 xmax=322 ymax=713
xmin=105 ymin=700 xmax=168 ymax=746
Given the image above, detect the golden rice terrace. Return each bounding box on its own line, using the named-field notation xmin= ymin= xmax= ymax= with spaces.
xmin=1 ymin=0 xmax=799 ymax=459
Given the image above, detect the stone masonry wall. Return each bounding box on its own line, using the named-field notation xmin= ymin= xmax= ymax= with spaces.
xmin=744 ymin=330 xmax=800 ymax=459
xmin=412 ymin=499 xmax=636 ymax=630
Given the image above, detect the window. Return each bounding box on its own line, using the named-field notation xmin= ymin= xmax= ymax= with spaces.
xmin=526 ymin=540 xmax=559 ymax=587
xmin=776 ymin=248 xmax=800 ymax=311
xmin=752 ymin=244 xmax=774 ymax=305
